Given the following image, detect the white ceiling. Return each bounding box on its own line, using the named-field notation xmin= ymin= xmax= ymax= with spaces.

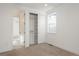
xmin=15 ymin=3 xmax=61 ymax=12
xmin=1 ymin=3 xmax=79 ymax=12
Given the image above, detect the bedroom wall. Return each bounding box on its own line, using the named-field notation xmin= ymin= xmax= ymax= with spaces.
xmin=0 ymin=4 xmax=20 ymax=52
xmin=51 ymin=4 xmax=79 ymax=55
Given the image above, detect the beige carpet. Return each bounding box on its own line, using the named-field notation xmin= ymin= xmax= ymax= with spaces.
xmin=0 ymin=43 xmax=77 ymax=56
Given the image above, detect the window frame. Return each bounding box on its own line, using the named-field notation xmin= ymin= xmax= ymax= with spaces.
xmin=47 ymin=12 xmax=56 ymax=33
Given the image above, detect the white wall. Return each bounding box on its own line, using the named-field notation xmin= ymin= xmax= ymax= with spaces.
xmin=38 ymin=12 xmax=46 ymax=43
xmin=48 ymin=4 xmax=79 ymax=55
xmin=46 ymin=33 xmax=56 ymax=44
xmin=0 ymin=5 xmax=17 ymax=52
xmin=0 ymin=9 xmax=13 ymax=53
xmin=0 ymin=4 xmax=23 ymax=52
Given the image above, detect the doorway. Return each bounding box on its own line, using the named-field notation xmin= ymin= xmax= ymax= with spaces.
xmin=29 ymin=13 xmax=38 ymax=46
xmin=12 ymin=12 xmax=25 ymax=49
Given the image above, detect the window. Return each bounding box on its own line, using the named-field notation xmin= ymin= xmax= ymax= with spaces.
xmin=47 ymin=12 xmax=56 ymax=33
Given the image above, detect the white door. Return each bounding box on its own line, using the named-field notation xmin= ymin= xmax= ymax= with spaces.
xmin=12 ymin=17 xmax=20 ymax=49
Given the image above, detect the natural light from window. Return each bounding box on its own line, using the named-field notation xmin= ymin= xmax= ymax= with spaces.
xmin=47 ymin=12 xmax=56 ymax=33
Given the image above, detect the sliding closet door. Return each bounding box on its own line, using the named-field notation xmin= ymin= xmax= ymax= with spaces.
xmin=29 ymin=13 xmax=38 ymax=45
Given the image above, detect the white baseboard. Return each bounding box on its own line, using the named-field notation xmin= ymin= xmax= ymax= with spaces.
xmin=0 ymin=47 xmax=13 ymax=53
xmin=47 ymin=42 xmax=79 ymax=55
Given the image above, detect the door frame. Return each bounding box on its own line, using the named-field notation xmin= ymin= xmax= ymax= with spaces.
xmin=24 ymin=10 xmax=39 ymax=47
xmin=29 ymin=12 xmax=38 ymax=46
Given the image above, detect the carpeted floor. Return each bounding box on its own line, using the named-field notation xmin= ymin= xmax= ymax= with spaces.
xmin=0 ymin=43 xmax=77 ymax=56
